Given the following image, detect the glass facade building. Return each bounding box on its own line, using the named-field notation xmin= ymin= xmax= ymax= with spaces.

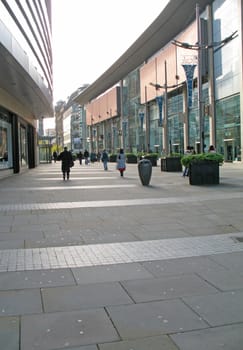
xmin=0 ymin=0 xmax=53 ymax=177
xmin=76 ymin=0 xmax=243 ymax=163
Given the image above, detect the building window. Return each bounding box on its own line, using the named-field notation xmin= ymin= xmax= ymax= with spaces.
xmin=0 ymin=111 xmax=12 ymax=170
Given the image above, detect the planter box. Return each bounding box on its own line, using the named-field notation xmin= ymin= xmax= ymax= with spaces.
xmin=144 ymin=156 xmax=157 ymax=166
xmin=161 ymin=157 xmax=182 ymax=172
xmin=109 ymin=155 xmax=117 ymax=162
xmin=189 ymin=161 xmax=219 ymax=185
xmin=126 ymin=155 xmax=138 ymax=164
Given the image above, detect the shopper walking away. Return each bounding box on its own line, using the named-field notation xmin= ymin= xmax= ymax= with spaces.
xmin=101 ymin=149 xmax=109 ymax=170
xmin=77 ymin=151 xmax=83 ymax=165
xmin=53 ymin=151 xmax=58 ymax=163
xmin=57 ymin=147 xmax=73 ymax=180
xmin=84 ymin=149 xmax=89 ymax=165
xmin=116 ymin=148 xmax=126 ymax=177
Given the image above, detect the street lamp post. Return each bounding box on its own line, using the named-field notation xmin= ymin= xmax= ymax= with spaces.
xmin=150 ymin=61 xmax=184 ymax=155
xmin=173 ymin=4 xmax=237 ymax=153
xmin=90 ymin=116 xmax=94 ymax=154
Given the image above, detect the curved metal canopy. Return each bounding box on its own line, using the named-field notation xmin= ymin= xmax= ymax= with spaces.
xmin=74 ymin=0 xmax=212 ymax=105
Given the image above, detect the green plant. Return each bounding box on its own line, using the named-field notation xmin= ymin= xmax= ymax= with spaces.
xmin=109 ymin=154 xmax=117 ymax=162
xmin=125 ymin=152 xmax=137 ymax=157
xmin=181 ymin=153 xmax=224 ymax=167
xmin=126 ymin=153 xmax=138 ymax=163
xmin=167 ymin=152 xmax=182 ymax=158
xmin=144 ymin=153 xmax=158 ymax=159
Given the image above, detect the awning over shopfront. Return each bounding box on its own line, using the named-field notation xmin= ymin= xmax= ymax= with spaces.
xmin=74 ymin=0 xmax=212 ymax=106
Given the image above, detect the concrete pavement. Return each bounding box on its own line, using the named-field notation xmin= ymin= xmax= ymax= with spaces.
xmin=0 ymin=160 xmax=243 ymax=349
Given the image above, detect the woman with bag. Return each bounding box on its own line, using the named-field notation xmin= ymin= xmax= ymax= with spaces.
xmin=116 ymin=148 xmax=126 ymax=177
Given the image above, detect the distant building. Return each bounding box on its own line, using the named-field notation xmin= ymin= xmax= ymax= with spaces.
xmin=54 ymin=85 xmax=88 ymax=153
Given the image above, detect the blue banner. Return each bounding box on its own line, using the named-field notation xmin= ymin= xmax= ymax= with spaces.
xmin=138 ymin=111 xmax=144 ymax=129
xmin=156 ymin=95 xmax=163 ymax=126
xmin=182 ymin=64 xmax=196 ymax=108
xmin=122 ymin=120 xmax=127 ymax=135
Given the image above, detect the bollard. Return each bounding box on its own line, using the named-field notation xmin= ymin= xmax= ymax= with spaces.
xmin=138 ymin=159 xmax=152 ymax=186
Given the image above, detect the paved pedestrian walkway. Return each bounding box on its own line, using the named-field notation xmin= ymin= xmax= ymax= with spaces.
xmin=0 ymin=160 xmax=243 ymax=349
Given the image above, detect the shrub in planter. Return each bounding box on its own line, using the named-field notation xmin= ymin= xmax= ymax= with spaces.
xmin=126 ymin=153 xmax=138 ymax=164
xmin=181 ymin=153 xmax=224 ymax=185
xmin=109 ymin=154 xmax=117 ymax=162
xmin=161 ymin=153 xmax=182 ymax=172
xmin=144 ymin=153 xmax=158 ymax=166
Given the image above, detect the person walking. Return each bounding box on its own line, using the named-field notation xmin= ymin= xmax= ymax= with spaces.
xmin=53 ymin=151 xmax=58 ymax=163
xmin=116 ymin=148 xmax=126 ymax=177
xmin=77 ymin=151 xmax=83 ymax=165
xmin=101 ymin=149 xmax=109 ymax=170
xmin=84 ymin=149 xmax=89 ymax=165
xmin=182 ymin=146 xmax=192 ymax=177
xmin=57 ymin=147 xmax=73 ymax=180
xmin=208 ymin=145 xmax=216 ymax=153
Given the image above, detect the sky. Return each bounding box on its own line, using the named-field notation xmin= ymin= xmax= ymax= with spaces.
xmin=51 ymin=0 xmax=169 ymax=104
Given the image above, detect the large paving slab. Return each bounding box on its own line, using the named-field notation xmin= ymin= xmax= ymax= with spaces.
xmin=21 ymin=308 xmax=119 ymax=350
xmin=81 ymin=230 xmax=138 ymax=244
xmin=0 ymin=316 xmax=19 ymax=350
xmin=0 ymin=289 xmax=42 ymax=316
xmin=99 ymin=334 xmax=178 ymax=350
xmin=72 ymin=263 xmax=154 ymax=285
xmin=141 ymin=255 xmax=225 ymax=277
xmin=25 ymin=235 xmax=85 ymax=248
xmin=196 ymin=266 xmax=243 ymax=291
xmin=0 ymin=239 xmax=24 ymax=250
xmin=121 ymin=274 xmax=218 ymax=302
xmin=0 ymin=269 xmax=75 ymax=290
xmin=182 ymin=290 xmax=243 ymax=326
xmin=106 ymin=299 xmax=208 ymax=339
xmin=41 ymin=282 xmax=133 ymax=312
xmin=55 ymin=346 xmax=97 ymax=350
xmin=171 ymin=323 xmax=243 ymax=350
xmin=209 ymin=251 xmax=243 ymax=273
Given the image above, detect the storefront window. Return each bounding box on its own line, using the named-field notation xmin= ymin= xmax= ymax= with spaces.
xmin=20 ymin=125 xmax=27 ymax=166
xmin=216 ymin=94 xmax=240 ymax=161
xmin=0 ymin=110 xmax=12 ymax=170
xmin=149 ymin=102 xmax=162 ymax=153
xmin=168 ymin=92 xmax=184 ymax=153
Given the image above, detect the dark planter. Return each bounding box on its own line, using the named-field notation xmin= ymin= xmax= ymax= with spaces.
xmin=189 ymin=161 xmax=219 ymax=185
xmin=126 ymin=155 xmax=138 ymax=164
xmin=109 ymin=155 xmax=116 ymax=162
xmin=144 ymin=155 xmax=157 ymax=166
xmin=161 ymin=157 xmax=182 ymax=172
xmin=138 ymin=159 xmax=152 ymax=185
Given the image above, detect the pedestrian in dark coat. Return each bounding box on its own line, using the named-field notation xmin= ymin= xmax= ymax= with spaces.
xmin=84 ymin=149 xmax=89 ymax=165
xmin=58 ymin=147 xmax=73 ymax=180
xmin=53 ymin=151 xmax=58 ymax=163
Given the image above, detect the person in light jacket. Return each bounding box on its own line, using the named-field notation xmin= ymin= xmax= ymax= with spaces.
xmin=116 ymin=148 xmax=126 ymax=177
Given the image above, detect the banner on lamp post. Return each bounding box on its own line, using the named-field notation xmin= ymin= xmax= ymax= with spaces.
xmin=182 ymin=64 xmax=196 ymax=108
xmin=156 ymin=95 xmax=163 ymax=126
xmin=138 ymin=111 xmax=144 ymax=129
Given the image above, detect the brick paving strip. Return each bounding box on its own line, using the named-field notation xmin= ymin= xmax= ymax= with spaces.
xmin=0 ymin=232 xmax=243 ymax=272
